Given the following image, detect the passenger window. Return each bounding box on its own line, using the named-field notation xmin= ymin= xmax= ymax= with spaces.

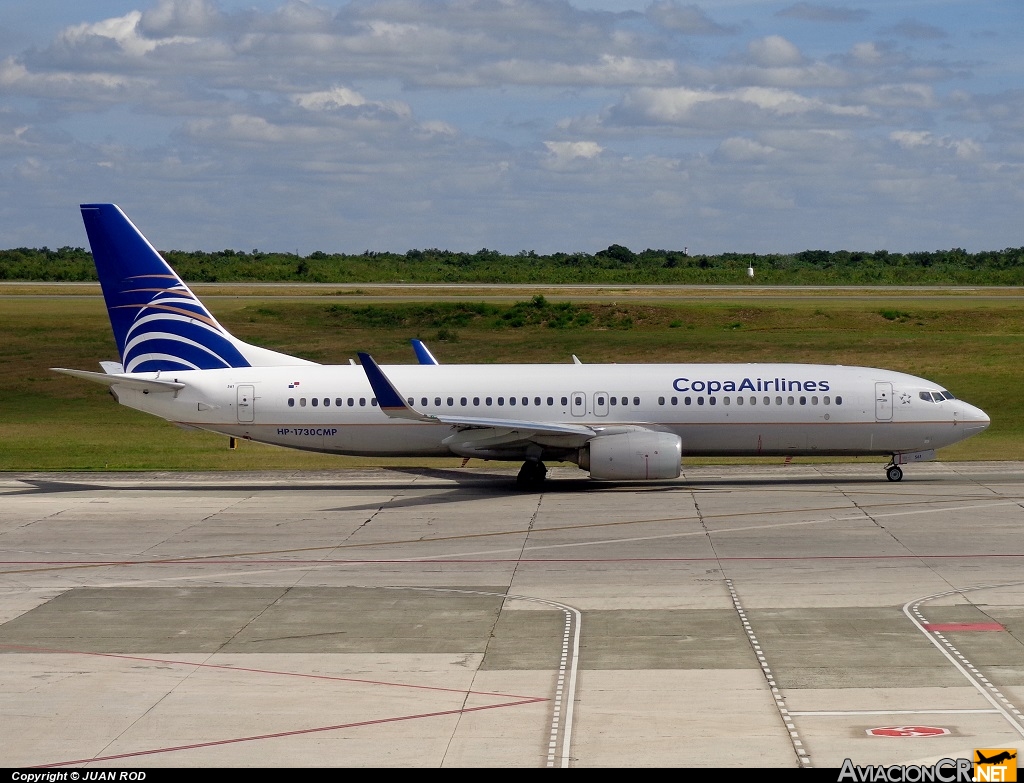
xmin=421 ymin=397 xmax=427 ymax=407
xmin=749 ymin=397 xmax=756 ymax=405
xmin=658 ymin=396 xmax=665 ymax=405
xmin=811 ymin=396 xmax=818 ymax=405
xmin=800 ymin=396 xmax=806 ymax=405
xmin=349 ymin=397 xmax=355 ymax=407
xmin=371 ymin=398 xmax=377 ymax=406
xmin=697 ymin=397 xmax=704 ymax=406
xmin=836 ymin=396 xmax=843 ymax=405
xmin=324 ymin=398 xmax=330 ymax=407
xmin=561 ymin=396 xmax=568 ymax=406
xmin=335 ymin=398 xmax=342 ymax=407
xmin=288 ymin=398 xmax=295 ymax=407
xmin=824 ymin=396 xmax=830 ymax=405
xmin=447 ymin=397 xmax=454 ymax=406
xmin=510 ymin=397 xmax=516 ymax=406
xmin=723 ymin=397 xmax=730 ymax=406
xmin=621 ymin=397 xmax=628 ymax=406
xmin=498 ymin=397 xmax=505 ymax=406
xmin=522 ymin=397 xmax=528 ymax=406
xmin=610 ymin=397 xmax=617 ymax=406
xmin=473 ymin=397 xmax=480 ymax=405
xmin=461 ymin=397 xmax=467 ymax=406
xmin=300 ymin=398 xmax=306 ymax=406
xmin=312 ymin=398 xmax=318 ymax=407
xmin=486 ymin=397 xmax=493 ymax=405
xmin=575 ymin=396 xmax=583 ymax=406
xmin=434 ymin=397 xmax=441 ymax=406
xmin=709 ymin=397 xmax=716 ymax=406
xmin=685 ymin=397 xmax=691 ymax=405
xmin=360 ymin=398 xmax=366 ymax=406
xmin=671 ymin=396 xmax=677 ymax=405
xmin=737 ymin=396 xmax=744 ymax=406
xmin=535 ymin=397 xmax=541 ymax=406
xmin=775 ymin=396 xmax=782 ymax=405
xmin=763 ymin=396 xmax=769 ymax=406
xmin=787 ymin=396 xmax=794 ymax=405
xmin=598 ymin=396 xmax=606 ymax=406
xmin=633 ymin=397 xmax=640 ymax=406
xmin=547 ymin=397 xmax=554 ymax=406
xmin=407 ymin=398 xmax=414 ymax=406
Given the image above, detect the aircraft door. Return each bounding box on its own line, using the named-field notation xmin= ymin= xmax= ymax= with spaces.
xmin=237 ymin=384 xmax=255 ymax=423
xmin=594 ymin=392 xmax=608 ymax=417
xmin=571 ymin=391 xmax=586 ymax=417
xmin=875 ymin=382 xmax=892 ymax=421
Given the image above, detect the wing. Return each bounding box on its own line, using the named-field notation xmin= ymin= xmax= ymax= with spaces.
xmin=356 ymin=352 xmax=598 ymax=452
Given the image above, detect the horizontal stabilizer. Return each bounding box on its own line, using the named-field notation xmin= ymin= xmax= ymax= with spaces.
xmin=52 ymin=367 xmax=185 ymax=393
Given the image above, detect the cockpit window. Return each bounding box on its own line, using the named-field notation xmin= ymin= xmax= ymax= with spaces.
xmin=941 ymin=391 xmax=956 ymax=400
xmin=919 ymin=392 xmax=934 ymax=402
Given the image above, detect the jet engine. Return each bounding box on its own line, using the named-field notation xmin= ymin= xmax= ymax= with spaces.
xmin=578 ymin=431 xmax=682 ymax=481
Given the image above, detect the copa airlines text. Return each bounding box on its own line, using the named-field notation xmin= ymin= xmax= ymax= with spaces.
xmin=54 ymin=204 xmax=990 ymax=487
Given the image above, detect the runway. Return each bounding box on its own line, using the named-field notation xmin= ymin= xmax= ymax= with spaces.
xmin=1 ymin=463 xmax=1023 ymax=768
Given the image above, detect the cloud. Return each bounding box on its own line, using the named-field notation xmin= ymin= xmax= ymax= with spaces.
xmin=607 ymin=86 xmax=871 ymax=130
xmin=890 ymin=130 xmax=982 ymax=160
xmin=544 ymin=140 xmax=603 ymax=161
xmin=776 ymin=3 xmax=869 ymax=23
xmin=646 ymin=2 xmax=738 ymax=35
xmin=880 ymin=18 xmax=947 ymax=41
xmin=747 ymin=36 xmax=803 ymax=68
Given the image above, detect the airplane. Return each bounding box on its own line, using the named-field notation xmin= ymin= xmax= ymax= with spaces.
xmin=976 ymin=751 xmax=1016 ymax=765
xmin=53 ymin=204 xmax=990 ymax=488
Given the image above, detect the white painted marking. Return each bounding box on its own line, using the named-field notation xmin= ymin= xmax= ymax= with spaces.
xmin=903 ymin=582 xmax=1024 ymax=739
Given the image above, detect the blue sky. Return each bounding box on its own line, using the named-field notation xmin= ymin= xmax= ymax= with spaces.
xmin=1 ymin=1 xmax=1021 ymax=255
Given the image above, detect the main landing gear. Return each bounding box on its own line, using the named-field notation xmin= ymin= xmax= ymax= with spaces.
xmin=885 ymin=459 xmax=903 ymax=482
xmin=517 ymin=459 xmax=547 ymax=489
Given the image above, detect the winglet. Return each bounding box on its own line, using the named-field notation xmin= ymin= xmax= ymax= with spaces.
xmin=411 ymin=339 xmax=439 ymax=365
xmin=357 ymin=352 xmax=433 ymax=422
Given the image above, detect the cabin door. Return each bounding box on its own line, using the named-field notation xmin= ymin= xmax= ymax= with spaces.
xmin=874 ymin=382 xmax=892 ymax=421
xmin=237 ymin=385 xmax=255 ymax=423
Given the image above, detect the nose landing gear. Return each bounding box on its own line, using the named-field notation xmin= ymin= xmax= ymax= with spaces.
xmin=885 ymin=460 xmax=903 ymax=482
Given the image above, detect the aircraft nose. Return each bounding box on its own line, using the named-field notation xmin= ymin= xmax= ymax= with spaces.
xmin=961 ymin=402 xmax=990 ymax=431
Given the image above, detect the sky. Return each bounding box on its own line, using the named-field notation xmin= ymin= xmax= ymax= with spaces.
xmin=1 ymin=0 xmax=1022 ymax=255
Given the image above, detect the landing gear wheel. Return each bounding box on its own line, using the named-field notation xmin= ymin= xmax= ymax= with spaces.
xmin=886 ymin=464 xmax=903 ymax=482
xmin=516 ymin=460 xmax=547 ymax=489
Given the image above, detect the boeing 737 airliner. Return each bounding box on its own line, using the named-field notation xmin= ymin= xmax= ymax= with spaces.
xmin=54 ymin=204 xmax=990 ymax=487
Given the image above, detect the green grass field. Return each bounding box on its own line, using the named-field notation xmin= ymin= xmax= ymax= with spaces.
xmin=1 ymin=293 xmax=1018 ymax=471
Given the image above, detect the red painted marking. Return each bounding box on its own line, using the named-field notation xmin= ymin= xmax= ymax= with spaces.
xmin=0 ymin=643 xmax=545 ymax=700
xmin=40 ymin=698 xmax=545 ymax=767
xmin=867 ymin=726 xmax=950 ymax=738
xmin=924 ymin=622 xmax=1005 ymax=632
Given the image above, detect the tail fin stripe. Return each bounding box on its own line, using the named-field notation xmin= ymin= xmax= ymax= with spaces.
xmin=126 ymin=354 xmax=203 ymax=372
xmin=115 ymin=303 xmax=222 ymax=328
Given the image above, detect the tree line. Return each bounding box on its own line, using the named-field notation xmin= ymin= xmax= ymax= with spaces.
xmin=3 ymin=243 xmax=1023 ymax=285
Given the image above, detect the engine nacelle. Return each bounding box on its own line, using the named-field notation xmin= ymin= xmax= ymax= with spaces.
xmin=579 ymin=431 xmax=682 ymax=481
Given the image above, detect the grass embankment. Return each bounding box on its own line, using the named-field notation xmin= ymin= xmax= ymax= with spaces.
xmin=0 ymin=294 xmax=1018 ymax=471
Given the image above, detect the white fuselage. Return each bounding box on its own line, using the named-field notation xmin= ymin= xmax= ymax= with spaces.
xmin=110 ymin=363 xmax=990 ymax=460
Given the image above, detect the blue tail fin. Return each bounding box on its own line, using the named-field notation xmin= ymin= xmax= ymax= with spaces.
xmin=81 ymin=204 xmax=312 ymax=372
